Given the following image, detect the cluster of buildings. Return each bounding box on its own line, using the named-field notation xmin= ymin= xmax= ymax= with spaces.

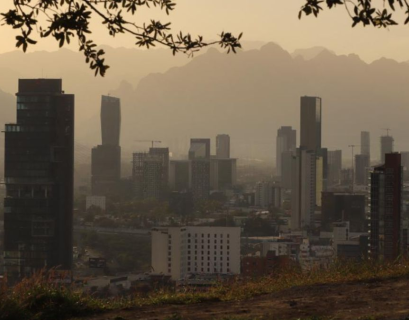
xmin=2 ymin=78 xmax=408 ymax=285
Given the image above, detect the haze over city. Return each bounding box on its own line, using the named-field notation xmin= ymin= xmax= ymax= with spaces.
xmin=1 ymin=1 xmax=409 ymax=320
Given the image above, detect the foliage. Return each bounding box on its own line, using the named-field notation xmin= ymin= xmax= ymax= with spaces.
xmin=1 ymin=0 xmax=242 ymax=76
xmin=299 ymin=0 xmax=406 ymax=29
xmin=79 ymin=231 xmax=151 ymax=272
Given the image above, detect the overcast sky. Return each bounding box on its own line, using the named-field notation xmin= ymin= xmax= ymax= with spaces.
xmin=0 ymin=1 xmax=408 ymax=62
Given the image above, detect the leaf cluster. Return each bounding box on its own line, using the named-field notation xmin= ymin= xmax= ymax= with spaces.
xmin=1 ymin=0 xmax=242 ymax=76
xmin=299 ymin=0 xmax=405 ymax=28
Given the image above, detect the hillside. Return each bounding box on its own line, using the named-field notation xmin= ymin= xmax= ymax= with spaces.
xmin=113 ymin=42 xmax=409 ymax=160
xmin=84 ymin=276 xmax=409 ymax=320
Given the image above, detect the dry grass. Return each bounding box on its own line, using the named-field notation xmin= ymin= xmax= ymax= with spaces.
xmin=1 ymin=260 xmax=409 ymax=320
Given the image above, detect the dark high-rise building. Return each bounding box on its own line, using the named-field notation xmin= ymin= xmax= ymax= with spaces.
xmin=149 ymin=147 xmax=170 ymax=199
xmin=321 ymin=192 xmax=366 ymax=232
xmin=169 ymin=160 xmax=190 ymax=192
xmin=281 ymin=151 xmax=294 ymax=189
xmin=328 ymin=150 xmax=342 ymax=187
xmin=91 ymin=95 xmax=121 ymax=196
xmin=300 ymin=96 xmax=322 ymax=151
xmin=191 ymin=160 xmax=210 ymax=201
xmin=210 ymin=158 xmax=237 ymax=190
xmin=101 ymin=96 xmax=121 ymax=146
xmin=380 ymin=135 xmax=393 ymax=164
xmin=355 ymin=154 xmax=370 ymax=186
xmin=189 ymin=138 xmax=210 ymax=160
xmin=216 ymin=134 xmax=230 ymax=159
xmin=369 ymin=153 xmax=406 ymax=260
xmin=91 ymin=145 xmax=121 ymax=196
xmin=4 ymin=79 xmax=74 ymax=280
xmin=361 ymin=131 xmax=370 ymax=158
xmin=276 ymin=126 xmax=296 ymax=178
xmin=132 ymin=152 xmax=167 ymax=200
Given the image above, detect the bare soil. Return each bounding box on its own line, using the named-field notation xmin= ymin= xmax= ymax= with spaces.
xmin=80 ymin=276 xmax=409 ymax=320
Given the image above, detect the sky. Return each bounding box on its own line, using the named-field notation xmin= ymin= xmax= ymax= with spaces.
xmin=0 ymin=1 xmax=408 ymax=62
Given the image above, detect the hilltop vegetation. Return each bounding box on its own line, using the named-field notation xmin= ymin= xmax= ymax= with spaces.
xmin=2 ymin=261 xmax=409 ymax=320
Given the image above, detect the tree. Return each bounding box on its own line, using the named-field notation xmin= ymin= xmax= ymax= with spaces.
xmin=300 ymin=0 xmax=405 ymax=29
xmin=2 ymin=0 xmax=242 ymax=76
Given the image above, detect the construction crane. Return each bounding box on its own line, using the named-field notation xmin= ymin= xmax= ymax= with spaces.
xmin=382 ymin=128 xmax=391 ymax=136
xmin=134 ymin=140 xmax=162 ymax=148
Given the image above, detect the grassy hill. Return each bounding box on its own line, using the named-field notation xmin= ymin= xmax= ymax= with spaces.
xmin=1 ymin=261 xmax=409 ymax=320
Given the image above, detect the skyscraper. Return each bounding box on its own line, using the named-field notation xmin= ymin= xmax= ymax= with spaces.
xmin=216 ymin=134 xmax=230 ymax=159
xmin=210 ymin=158 xmax=237 ymax=191
xmin=380 ymin=135 xmax=394 ymax=164
xmin=189 ymin=138 xmax=210 ymax=160
xmin=327 ymin=150 xmax=342 ymax=187
xmin=91 ymin=95 xmax=121 ymax=196
xmin=132 ymin=149 xmax=168 ymax=200
xmin=149 ymin=147 xmax=170 ymax=199
xmin=369 ymin=153 xmax=407 ymax=260
xmin=300 ymin=96 xmax=322 ymax=151
xmin=355 ymin=154 xmax=370 ymax=186
xmin=361 ymin=131 xmax=370 ymax=158
xmin=169 ymin=160 xmax=190 ymax=191
xmin=291 ymin=149 xmax=316 ymax=230
xmin=4 ymin=79 xmax=74 ymax=281
xmin=101 ymin=95 xmax=121 ymax=146
xmin=276 ymin=126 xmax=296 ymax=178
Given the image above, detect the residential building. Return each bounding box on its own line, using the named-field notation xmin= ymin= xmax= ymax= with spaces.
xmin=380 ymin=135 xmax=394 ymax=164
xmin=4 ymin=79 xmax=74 ymax=281
xmin=321 ymin=192 xmax=366 ymax=232
xmin=151 ymin=226 xmax=241 ymax=280
xmin=369 ymin=153 xmax=407 ymax=260
xmin=276 ymin=126 xmax=296 ymax=178
xmin=216 ymin=134 xmax=230 ymax=159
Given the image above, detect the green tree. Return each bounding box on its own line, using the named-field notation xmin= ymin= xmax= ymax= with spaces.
xmin=300 ymin=0 xmax=404 ymax=29
xmin=2 ymin=0 xmax=242 ymax=76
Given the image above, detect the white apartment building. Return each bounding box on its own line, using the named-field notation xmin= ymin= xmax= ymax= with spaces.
xmin=151 ymin=226 xmax=241 ymax=280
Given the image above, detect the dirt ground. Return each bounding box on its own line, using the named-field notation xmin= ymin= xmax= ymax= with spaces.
xmin=79 ymin=276 xmax=409 ymax=320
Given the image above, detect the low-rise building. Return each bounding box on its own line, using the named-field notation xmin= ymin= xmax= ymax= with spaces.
xmin=151 ymin=226 xmax=241 ymax=280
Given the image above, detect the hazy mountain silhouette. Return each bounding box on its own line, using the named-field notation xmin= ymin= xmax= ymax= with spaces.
xmin=109 ymin=42 xmax=409 ymax=160
xmin=291 ymin=46 xmax=336 ymax=60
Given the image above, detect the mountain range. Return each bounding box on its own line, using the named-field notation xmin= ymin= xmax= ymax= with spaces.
xmin=0 ymin=42 xmax=407 ymax=163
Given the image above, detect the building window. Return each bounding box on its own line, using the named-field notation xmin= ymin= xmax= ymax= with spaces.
xmin=208 ymin=234 xmax=210 ymax=238
xmin=207 ymin=268 xmax=210 ymax=272
xmin=227 ymin=234 xmax=230 ymax=238
xmin=188 ymin=245 xmax=191 ymax=249
xmin=202 ymin=234 xmax=204 ymax=238
xmin=215 ymin=234 xmax=217 ymax=237
xmin=188 ymin=233 xmax=191 ymax=237
xmin=227 ymin=246 xmax=230 ymax=250
xmin=188 ymin=239 xmax=191 ymax=243
xmin=220 ymin=246 xmax=223 ymax=250
xmin=168 ymin=263 xmax=171 ymax=268
xmin=188 ymin=268 xmax=191 ymax=272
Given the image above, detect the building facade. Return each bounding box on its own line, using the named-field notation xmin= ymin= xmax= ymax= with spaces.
xmin=327 ymin=150 xmax=342 ymax=187
xmin=361 ymin=131 xmax=370 ymax=158
xmin=300 ymin=96 xmax=322 ymax=151
xmin=291 ymin=149 xmax=316 ymax=230
xmin=380 ymin=135 xmax=394 ymax=164
xmin=91 ymin=95 xmax=121 ymax=196
xmin=276 ymin=126 xmax=296 ymax=178
xmin=369 ymin=153 xmax=407 ymax=260
xmin=4 ymin=79 xmax=74 ymax=281
xmin=151 ymin=226 xmax=241 ymax=280
xmin=216 ymin=134 xmax=230 ymax=159
xmin=355 ymin=154 xmax=370 ymax=186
